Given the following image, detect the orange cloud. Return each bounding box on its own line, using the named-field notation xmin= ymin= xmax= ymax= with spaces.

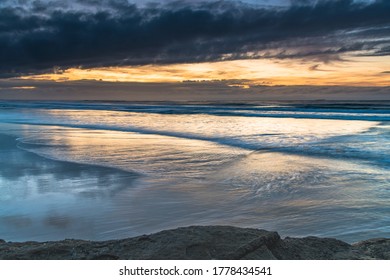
xmin=20 ymin=56 xmax=390 ymax=86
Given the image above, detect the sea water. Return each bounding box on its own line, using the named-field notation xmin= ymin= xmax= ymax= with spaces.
xmin=0 ymin=101 xmax=389 ymax=242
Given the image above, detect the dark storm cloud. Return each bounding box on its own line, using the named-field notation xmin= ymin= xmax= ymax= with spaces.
xmin=0 ymin=0 xmax=389 ymax=76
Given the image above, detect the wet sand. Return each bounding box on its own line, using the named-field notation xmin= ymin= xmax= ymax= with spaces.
xmin=0 ymin=133 xmax=139 ymax=241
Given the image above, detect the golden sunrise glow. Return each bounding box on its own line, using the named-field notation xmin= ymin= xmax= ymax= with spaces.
xmin=20 ymin=56 xmax=390 ymax=86
xmin=11 ymin=86 xmax=37 ymax=90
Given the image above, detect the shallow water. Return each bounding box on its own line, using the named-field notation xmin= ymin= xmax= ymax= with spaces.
xmin=0 ymin=101 xmax=389 ymax=242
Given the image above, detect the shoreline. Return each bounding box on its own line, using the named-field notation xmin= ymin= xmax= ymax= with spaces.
xmin=1 ymin=225 xmax=389 ymax=260
xmin=1 ymin=115 xmax=389 ymax=249
xmin=0 ymin=132 xmax=142 ymax=242
xmin=1 ymin=122 xmax=389 ymax=244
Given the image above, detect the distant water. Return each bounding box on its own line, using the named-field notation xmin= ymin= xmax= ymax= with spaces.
xmin=0 ymin=101 xmax=389 ymax=242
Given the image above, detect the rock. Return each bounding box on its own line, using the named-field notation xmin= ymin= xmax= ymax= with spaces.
xmin=271 ymin=236 xmax=368 ymax=260
xmin=353 ymin=238 xmax=390 ymax=259
xmin=0 ymin=226 xmax=388 ymax=260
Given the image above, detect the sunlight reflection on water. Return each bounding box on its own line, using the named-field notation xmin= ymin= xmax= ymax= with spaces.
xmin=0 ymin=104 xmax=389 ymax=242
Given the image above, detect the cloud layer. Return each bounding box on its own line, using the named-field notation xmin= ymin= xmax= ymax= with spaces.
xmin=0 ymin=0 xmax=389 ymax=77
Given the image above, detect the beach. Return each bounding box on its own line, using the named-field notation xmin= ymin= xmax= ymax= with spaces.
xmin=0 ymin=101 xmax=389 ymax=244
xmin=0 ymin=132 xmax=141 ymax=241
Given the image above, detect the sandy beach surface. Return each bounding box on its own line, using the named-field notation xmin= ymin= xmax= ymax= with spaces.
xmin=0 ymin=132 xmax=140 ymax=241
xmin=1 ymin=102 xmax=389 ymax=244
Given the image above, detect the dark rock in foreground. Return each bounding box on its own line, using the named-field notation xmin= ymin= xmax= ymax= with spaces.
xmin=0 ymin=226 xmax=389 ymax=260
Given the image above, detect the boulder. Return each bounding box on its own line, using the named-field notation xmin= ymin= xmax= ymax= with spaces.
xmin=0 ymin=226 xmax=388 ymax=260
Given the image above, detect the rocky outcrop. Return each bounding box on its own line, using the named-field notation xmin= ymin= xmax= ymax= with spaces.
xmin=352 ymin=238 xmax=390 ymax=259
xmin=0 ymin=226 xmax=388 ymax=260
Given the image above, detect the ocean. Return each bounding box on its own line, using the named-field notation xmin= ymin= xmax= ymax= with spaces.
xmin=0 ymin=101 xmax=389 ymax=242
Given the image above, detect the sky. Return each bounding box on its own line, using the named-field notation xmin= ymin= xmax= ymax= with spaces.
xmin=0 ymin=0 xmax=389 ymax=95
